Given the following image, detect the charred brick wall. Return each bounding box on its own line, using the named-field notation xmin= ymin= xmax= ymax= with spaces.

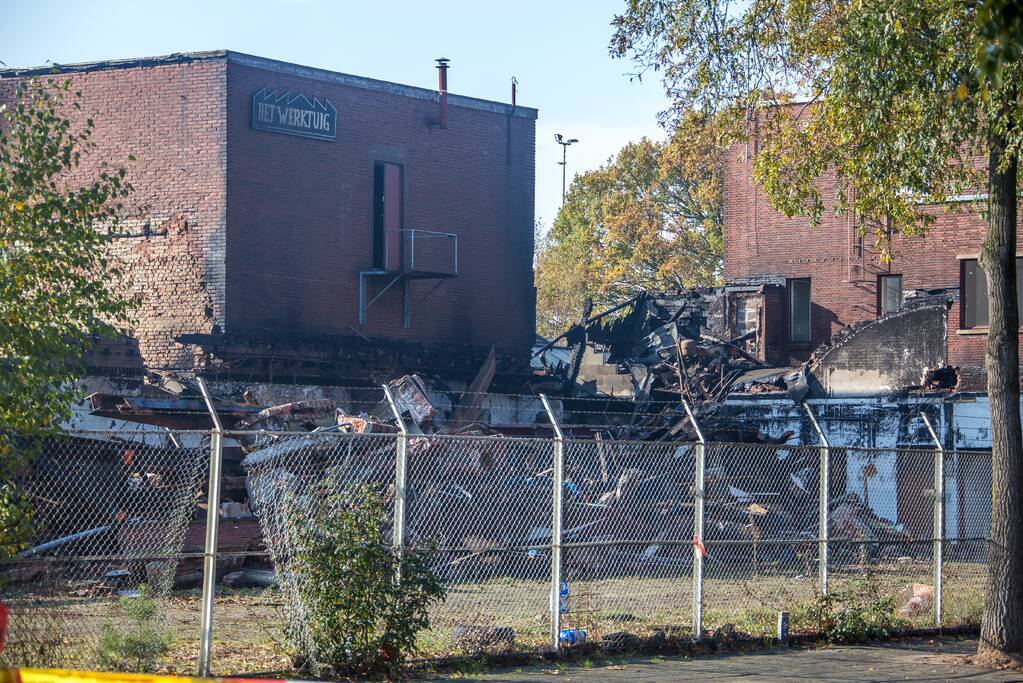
xmin=2 ymin=52 xmax=537 ymax=381
xmin=723 ymin=141 xmax=1023 ymax=378
xmin=225 ymin=57 xmax=536 ymax=351
xmin=0 ymin=57 xmax=228 ymax=372
xmin=806 ymin=304 xmax=947 ymax=397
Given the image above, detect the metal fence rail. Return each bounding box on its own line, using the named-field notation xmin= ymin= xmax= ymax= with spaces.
xmin=0 ymin=417 xmax=994 ymax=675
xmin=0 ymin=431 xmax=207 ymax=669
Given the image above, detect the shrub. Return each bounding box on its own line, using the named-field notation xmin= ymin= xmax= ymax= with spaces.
xmin=0 ymin=480 xmax=35 ymax=561
xmin=807 ymin=574 xmax=906 ymax=642
xmin=95 ymin=586 xmax=171 ymax=672
xmin=287 ymin=482 xmax=445 ymax=678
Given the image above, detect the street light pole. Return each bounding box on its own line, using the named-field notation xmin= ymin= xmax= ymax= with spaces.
xmin=555 ymin=133 xmax=578 ymax=205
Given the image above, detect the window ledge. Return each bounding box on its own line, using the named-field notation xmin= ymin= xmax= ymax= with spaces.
xmin=957 ymin=328 xmax=988 ymax=336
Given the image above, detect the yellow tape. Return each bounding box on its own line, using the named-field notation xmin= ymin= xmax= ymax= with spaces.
xmin=14 ymin=670 xmax=209 ymax=683
xmin=0 ymin=669 xmax=289 ymax=683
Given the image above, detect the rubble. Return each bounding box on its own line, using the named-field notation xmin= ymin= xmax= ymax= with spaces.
xmin=52 ymin=295 xmax=922 ymax=595
xmin=828 ymin=492 xmax=912 ymax=561
xmin=533 ymin=290 xmax=804 ymax=442
xmin=223 ymin=569 xmax=278 ymax=588
xmin=238 ymin=399 xmax=337 ymax=430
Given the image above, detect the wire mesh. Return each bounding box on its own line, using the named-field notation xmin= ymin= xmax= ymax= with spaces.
xmin=699 ymin=443 xmax=819 ymax=638
xmin=0 ymin=430 xmax=207 ymax=670
xmin=827 ymin=447 xmax=936 ymax=629
xmin=941 ymin=449 xmax=991 ymax=628
xmin=1 ymin=426 xmax=995 ymax=674
xmin=239 ymin=430 xmax=399 ymax=666
xmin=404 ymin=434 xmax=555 ymax=656
xmin=559 ymin=439 xmax=696 ymax=647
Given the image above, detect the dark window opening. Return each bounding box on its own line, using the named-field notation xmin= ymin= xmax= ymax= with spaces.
xmin=878 ymin=274 xmax=903 ymax=316
xmin=372 ymin=161 xmax=403 ymax=270
xmin=789 ymin=277 xmax=811 ymax=342
xmin=372 ymin=164 xmax=385 ymax=269
xmin=960 ymin=257 xmax=1023 ymax=328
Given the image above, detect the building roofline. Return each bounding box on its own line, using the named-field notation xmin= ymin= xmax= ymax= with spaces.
xmin=0 ymin=49 xmax=539 ymax=120
xmin=0 ymin=50 xmax=229 ymax=77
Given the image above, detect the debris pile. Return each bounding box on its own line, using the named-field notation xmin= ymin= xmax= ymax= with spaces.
xmin=533 ymin=290 xmax=802 ymax=441
xmin=15 ymin=283 xmax=926 ymax=596
xmin=242 ymin=431 xmax=907 ymax=587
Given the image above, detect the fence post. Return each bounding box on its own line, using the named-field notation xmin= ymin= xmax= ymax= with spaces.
xmin=540 ymin=394 xmax=564 ymax=654
xmin=383 ymin=385 xmax=409 ymax=571
xmin=920 ymin=410 xmax=944 ymax=628
xmin=196 ymin=378 xmax=223 ymax=678
xmin=682 ymin=399 xmax=705 ymax=642
xmin=804 ymin=402 xmax=829 ymax=596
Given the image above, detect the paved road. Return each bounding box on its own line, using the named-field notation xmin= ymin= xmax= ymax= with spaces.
xmin=431 ymin=638 xmax=1023 ymax=682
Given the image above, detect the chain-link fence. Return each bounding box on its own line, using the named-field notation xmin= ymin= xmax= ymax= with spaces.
xmin=0 ymin=424 xmax=993 ymax=675
xmin=0 ymin=430 xmax=207 ymax=670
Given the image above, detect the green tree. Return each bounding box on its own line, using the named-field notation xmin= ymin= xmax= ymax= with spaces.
xmin=612 ymin=0 xmax=1023 ymax=662
xmin=287 ymin=483 xmax=445 ymax=677
xmin=535 ymin=136 xmax=722 ymax=338
xmin=979 ymin=0 xmax=1023 ymax=80
xmin=0 ymin=78 xmax=133 ymax=556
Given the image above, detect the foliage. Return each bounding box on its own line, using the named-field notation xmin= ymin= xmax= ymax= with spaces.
xmin=287 ymin=482 xmax=445 ymax=678
xmin=0 ymin=481 xmax=34 ymax=560
xmin=610 ymin=0 xmax=1023 ymax=252
xmin=535 ymin=136 xmax=722 ymax=338
xmin=978 ymin=0 xmax=1023 ymax=82
xmin=0 ymin=78 xmax=133 ymax=555
xmin=611 ymin=0 xmax=1023 ymax=657
xmin=805 ymin=575 xmax=905 ymax=643
xmin=95 ymin=586 xmax=172 ymax=672
xmin=535 ymin=223 xmax=599 ymax=338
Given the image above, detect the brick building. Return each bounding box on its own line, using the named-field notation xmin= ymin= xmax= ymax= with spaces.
xmin=0 ymin=51 xmax=537 ymax=385
xmin=723 ymin=140 xmax=1021 ymax=388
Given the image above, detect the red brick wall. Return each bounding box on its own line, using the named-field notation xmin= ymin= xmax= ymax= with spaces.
xmin=0 ymin=59 xmax=228 ymax=371
xmin=723 ymin=141 xmax=1023 ymax=374
xmin=225 ymin=61 xmax=536 ymax=350
xmin=2 ymin=52 xmax=536 ymax=380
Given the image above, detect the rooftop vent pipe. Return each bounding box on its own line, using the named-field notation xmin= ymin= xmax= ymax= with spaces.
xmin=436 ymin=58 xmax=450 ymax=129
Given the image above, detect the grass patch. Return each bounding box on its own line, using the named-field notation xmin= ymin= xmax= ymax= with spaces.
xmin=0 ymin=561 xmax=989 ymax=676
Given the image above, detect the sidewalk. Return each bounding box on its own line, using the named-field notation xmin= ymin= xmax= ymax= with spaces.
xmin=431 ymin=638 xmax=1023 ymax=682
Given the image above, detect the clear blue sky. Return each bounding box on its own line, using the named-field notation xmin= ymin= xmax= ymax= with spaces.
xmin=1 ymin=0 xmax=668 ymax=227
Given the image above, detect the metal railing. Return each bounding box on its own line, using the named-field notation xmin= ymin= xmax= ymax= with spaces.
xmin=0 ymin=403 xmax=993 ymax=675
xmin=400 ymin=228 xmax=458 ymax=275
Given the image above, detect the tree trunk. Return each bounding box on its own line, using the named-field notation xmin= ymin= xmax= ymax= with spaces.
xmin=978 ymin=124 xmax=1023 ymax=663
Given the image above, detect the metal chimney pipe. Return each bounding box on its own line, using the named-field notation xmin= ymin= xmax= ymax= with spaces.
xmin=436 ymin=58 xmax=450 ymax=129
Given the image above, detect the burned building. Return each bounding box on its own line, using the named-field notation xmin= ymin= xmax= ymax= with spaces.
xmin=723 ymin=135 xmax=1020 ymax=389
xmin=0 ymin=51 xmax=537 ymax=389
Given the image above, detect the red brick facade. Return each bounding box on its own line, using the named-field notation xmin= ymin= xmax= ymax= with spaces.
xmin=1 ymin=52 xmax=536 ymax=381
xmin=724 ymin=141 xmax=1023 ymax=379
xmin=0 ymin=57 xmax=229 ymax=372
xmin=225 ymin=57 xmax=536 ymax=349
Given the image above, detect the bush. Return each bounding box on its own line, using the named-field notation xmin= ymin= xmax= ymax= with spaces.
xmin=287 ymin=482 xmax=445 ymax=678
xmin=806 ymin=574 xmax=906 ymax=642
xmin=95 ymin=586 xmax=171 ymax=672
xmin=0 ymin=480 xmax=35 ymax=561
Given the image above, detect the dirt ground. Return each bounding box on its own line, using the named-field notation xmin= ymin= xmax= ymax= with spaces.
xmin=426 ymin=637 xmax=1023 ymax=682
xmin=168 ymin=564 xmax=987 ymax=675
xmin=0 ymin=563 xmax=988 ymax=677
